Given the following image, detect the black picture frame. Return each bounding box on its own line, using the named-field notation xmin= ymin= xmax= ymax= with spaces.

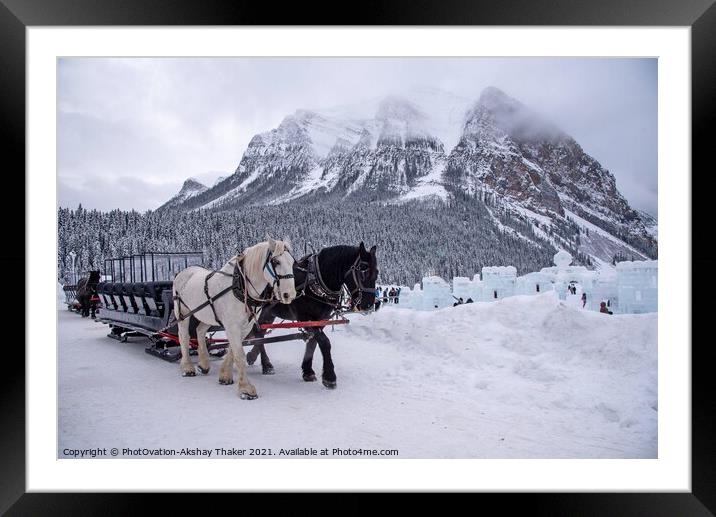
xmin=3 ymin=0 xmax=712 ymax=513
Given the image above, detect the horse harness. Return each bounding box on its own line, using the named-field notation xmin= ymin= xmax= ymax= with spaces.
xmin=173 ymin=250 xmax=294 ymax=328
xmin=298 ymin=252 xmax=375 ymax=310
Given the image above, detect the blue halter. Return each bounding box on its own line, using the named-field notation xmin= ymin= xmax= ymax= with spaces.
xmin=263 ymin=249 xmax=294 ymax=285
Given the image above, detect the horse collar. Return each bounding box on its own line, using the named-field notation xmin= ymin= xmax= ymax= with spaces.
xmin=232 ymin=258 xmax=272 ymax=307
xmin=313 ymin=253 xmax=342 ymax=296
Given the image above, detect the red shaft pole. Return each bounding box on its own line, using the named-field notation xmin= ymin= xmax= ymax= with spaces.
xmin=259 ymin=319 xmax=349 ymax=330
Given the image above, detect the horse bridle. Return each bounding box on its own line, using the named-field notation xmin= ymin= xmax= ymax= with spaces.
xmin=262 ymin=248 xmax=295 ymax=300
xmin=343 ymin=254 xmax=376 ymax=308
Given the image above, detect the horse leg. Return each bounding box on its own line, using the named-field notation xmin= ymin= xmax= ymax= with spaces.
xmin=195 ymin=321 xmax=212 ymax=375
xmin=244 ymin=323 xmax=264 ymax=365
xmin=246 ymin=344 xmax=260 ymax=365
xmin=225 ymin=321 xmax=258 ymax=400
xmin=315 ymin=330 xmax=337 ymax=389
xmin=246 ymin=314 xmax=275 ymax=374
xmin=259 ymin=344 xmax=275 ymax=375
xmin=177 ymin=319 xmax=196 ymax=377
xmin=218 ymin=346 xmax=234 ymax=385
xmin=301 ymin=335 xmax=318 ymax=382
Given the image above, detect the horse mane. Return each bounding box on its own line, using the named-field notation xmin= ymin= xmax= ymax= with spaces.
xmin=236 ymin=240 xmax=288 ymax=298
xmin=317 ymin=245 xmax=360 ymax=291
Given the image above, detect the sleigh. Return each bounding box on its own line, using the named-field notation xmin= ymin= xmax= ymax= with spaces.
xmin=95 ymin=251 xmax=350 ymax=362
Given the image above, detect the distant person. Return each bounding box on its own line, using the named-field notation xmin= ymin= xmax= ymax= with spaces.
xmin=395 ymin=287 xmax=401 ymax=304
xmin=466 ymin=298 xmax=474 ymax=303
xmin=581 ymin=292 xmax=587 ymax=308
xmin=374 ymin=287 xmax=382 ymax=311
xmin=382 ymin=288 xmax=388 ymax=304
xmin=389 ymin=287 xmax=396 ymax=303
xmin=599 ymin=301 xmax=613 ymax=315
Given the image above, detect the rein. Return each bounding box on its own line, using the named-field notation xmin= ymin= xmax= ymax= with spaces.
xmin=343 ymin=254 xmax=376 ymax=308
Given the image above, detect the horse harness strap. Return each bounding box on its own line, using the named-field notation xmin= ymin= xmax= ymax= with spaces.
xmin=203 ymin=270 xmax=228 ymax=327
xmin=173 ymin=258 xmax=273 ymax=327
xmin=230 ymin=260 xmax=274 ymax=310
xmin=301 ymin=254 xmax=342 ymax=307
xmin=298 ymin=252 xmax=374 ymax=310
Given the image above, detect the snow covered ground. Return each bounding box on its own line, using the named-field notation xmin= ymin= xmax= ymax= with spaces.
xmin=58 ymin=292 xmax=657 ymax=459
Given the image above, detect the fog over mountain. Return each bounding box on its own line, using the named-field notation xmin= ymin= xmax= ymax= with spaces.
xmin=58 ymin=57 xmax=657 ymax=216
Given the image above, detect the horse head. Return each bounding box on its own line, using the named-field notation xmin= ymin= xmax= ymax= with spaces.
xmin=263 ymin=236 xmax=297 ymax=304
xmin=347 ymin=242 xmax=378 ymax=311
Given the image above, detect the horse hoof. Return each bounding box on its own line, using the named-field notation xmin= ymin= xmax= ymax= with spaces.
xmin=197 ymin=365 xmax=210 ymax=375
xmin=246 ymin=354 xmax=257 ymax=366
xmin=322 ymin=379 xmax=337 ymax=389
xmin=182 ymin=371 xmax=196 ymax=377
xmin=240 ymin=392 xmax=258 ymax=400
xmin=262 ymin=366 xmax=275 ymax=375
xmin=219 ymin=378 xmax=234 ymax=385
xmin=303 ymin=373 xmax=317 ymax=382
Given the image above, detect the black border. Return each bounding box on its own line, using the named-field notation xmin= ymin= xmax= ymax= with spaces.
xmin=3 ymin=0 xmax=714 ymax=513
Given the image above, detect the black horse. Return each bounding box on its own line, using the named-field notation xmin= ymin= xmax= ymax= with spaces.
xmin=245 ymin=242 xmax=378 ymax=388
xmin=76 ymin=270 xmax=101 ymax=318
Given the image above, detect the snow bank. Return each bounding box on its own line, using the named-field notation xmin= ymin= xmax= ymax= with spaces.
xmin=59 ymin=292 xmax=656 ymax=459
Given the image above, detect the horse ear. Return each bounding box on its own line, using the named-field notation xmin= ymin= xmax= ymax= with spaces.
xmin=267 ymin=235 xmax=276 ymax=250
xmin=359 ymin=241 xmax=366 ymax=253
xmin=282 ymin=235 xmax=292 ymax=251
xmin=369 ymin=245 xmax=377 ymax=255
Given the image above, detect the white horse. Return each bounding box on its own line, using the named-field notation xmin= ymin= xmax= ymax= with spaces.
xmin=172 ymin=238 xmax=296 ymax=399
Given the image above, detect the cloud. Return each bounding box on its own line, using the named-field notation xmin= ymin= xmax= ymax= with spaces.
xmin=58 ymin=57 xmax=657 ymax=216
xmin=59 ymin=175 xmax=178 ymax=212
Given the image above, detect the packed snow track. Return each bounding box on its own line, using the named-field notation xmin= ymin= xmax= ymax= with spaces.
xmin=59 ymin=292 xmax=657 ymax=458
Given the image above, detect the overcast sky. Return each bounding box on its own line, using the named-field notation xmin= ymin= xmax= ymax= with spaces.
xmin=58 ymin=57 xmax=657 ymax=216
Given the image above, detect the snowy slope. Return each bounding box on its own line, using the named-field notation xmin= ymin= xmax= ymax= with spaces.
xmin=157 ymin=178 xmax=207 ymax=210
xmin=176 ymin=88 xmax=471 ymax=208
xmin=59 ymin=292 xmax=656 ymax=459
xmin=638 ymin=210 xmax=658 ymax=240
xmin=160 ymin=86 xmax=657 ymax=265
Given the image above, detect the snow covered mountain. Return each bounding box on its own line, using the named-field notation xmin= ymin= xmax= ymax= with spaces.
xmin=638 ymin=210 xmax=658 ymax=240
xmin=175 ymin=87 xmax=470 ymax=209
xmin=157 ymin=177 xmax=208 ymax=210
xmin=164 ymin=86 xmax=657 ymax=263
